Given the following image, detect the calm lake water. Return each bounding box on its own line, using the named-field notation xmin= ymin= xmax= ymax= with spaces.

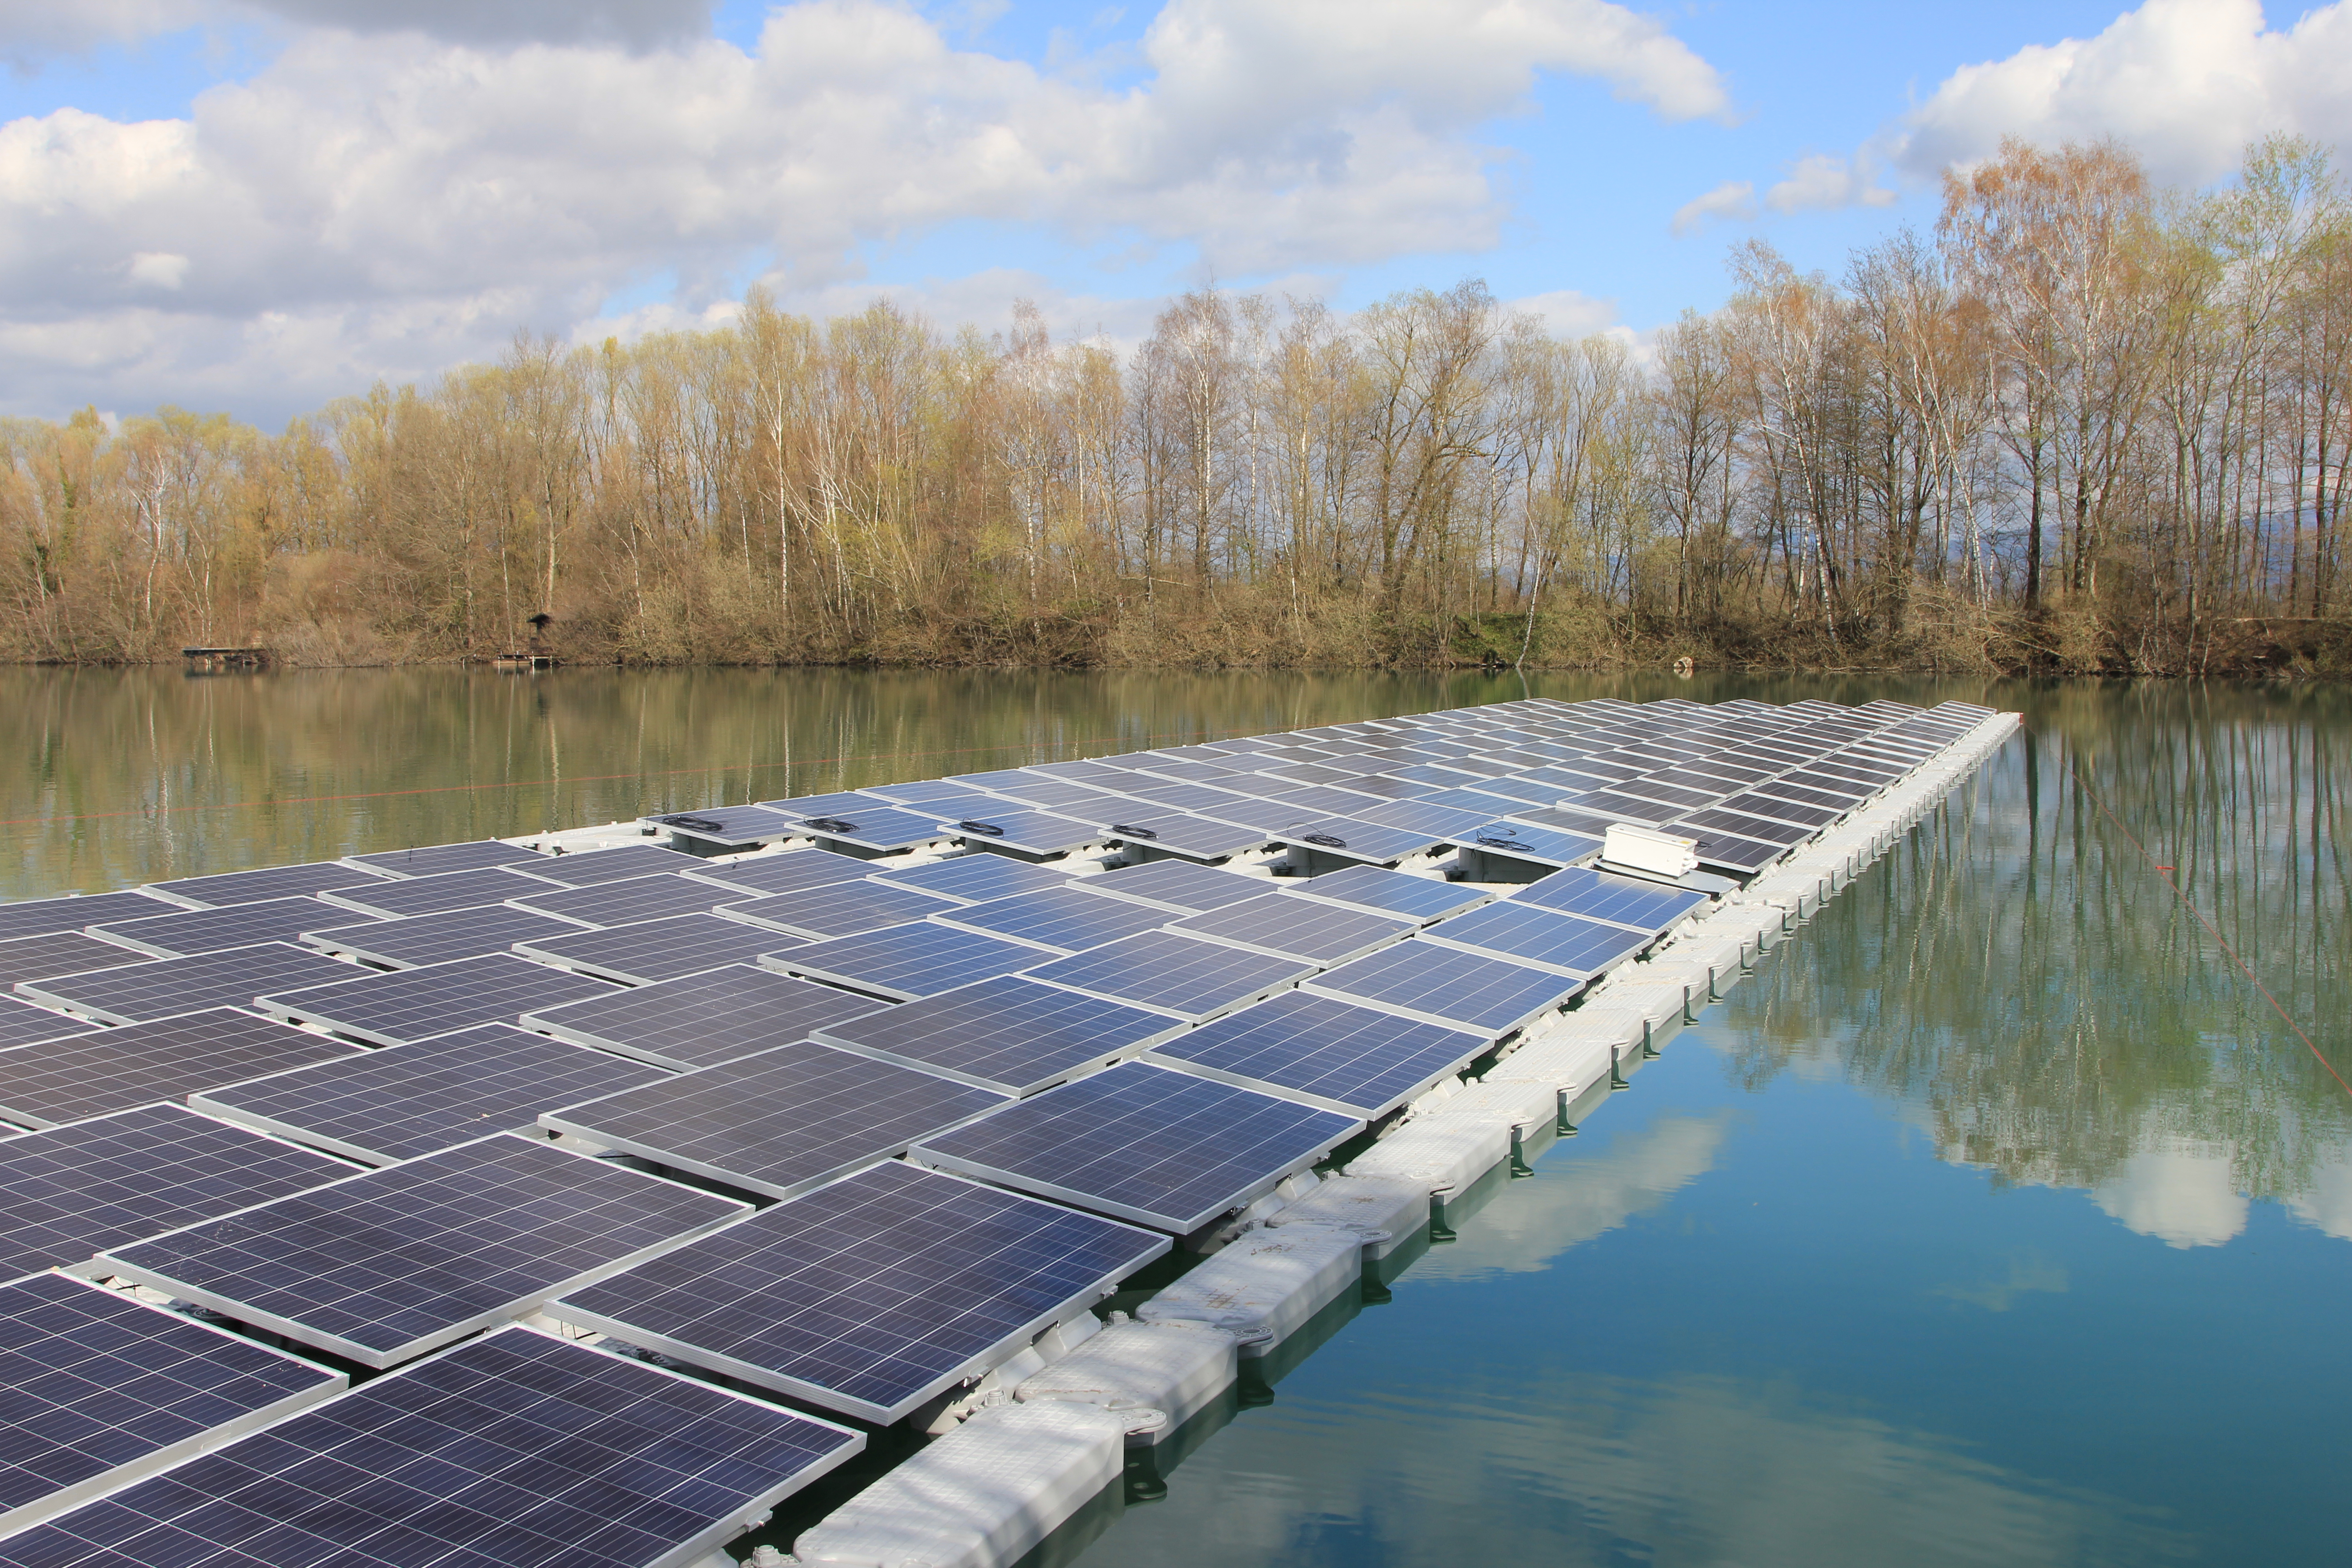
xmin=5 ymin=667 xmax=2347 ymax=1566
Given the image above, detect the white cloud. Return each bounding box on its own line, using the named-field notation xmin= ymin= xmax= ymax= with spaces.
xmin=2092 ymin=1143 xmax=2248 ymax=1248
xmin=1765 ymin=151 xmax=1896 ymax=214
xmin=1670 ymin=179 xmax=1754 ymax=237
xmin=127 ymin=251 xmax=190 ymax=289
xmin=1892 ymin=0 xmax=2352 ymax=187
xmin=1506 ymin=287 xmax=1619 ymax=338
xmin=0 ymin=0 xmax=1730 ymax=419
xmin=0 ymin=0 xmax=711 ymax=55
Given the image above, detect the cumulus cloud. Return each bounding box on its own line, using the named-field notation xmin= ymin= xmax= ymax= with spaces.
xmin=2092 ymin=1143 xmax=2248 ymax=1248
xmin=1765 ymin=151 xmax=1896 ymax=214
xmin=1669 ymin=179 xmax=1755 ymax=237
xmin=1505 ymin=287 xmax=1619 ymax=338
xmin=0 ymin=0 xmax=1727 ymax=418
xmin=0 ymin=0 xmax=712 ymax=55
xmin=1892 ymin=0 xmax=2352 ymax=187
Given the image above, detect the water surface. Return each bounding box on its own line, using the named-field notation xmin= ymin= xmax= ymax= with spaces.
xmin=4 ymin=668 xmax=2344 ymax=1566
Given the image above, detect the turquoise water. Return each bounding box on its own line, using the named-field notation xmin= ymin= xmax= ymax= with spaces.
xmin=4 ymin=669 xmax=2345 ymax=1566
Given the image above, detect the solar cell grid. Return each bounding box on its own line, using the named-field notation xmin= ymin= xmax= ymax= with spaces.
xmin=194 ymin=1022 xmax=671 ymax=1165
xmin=256 ymin=952 xmax=617 ymax=1044
xmin=1459 ymin=820 xmax=1605 ymax=867
xmin=1278 ymin=816 xmax=1445 ymax=865
xmin=0 ymin=892 xmax=181 ymax=942
xmin=684 ymin=845 xmax=876 ymax=898
xmin=1019 ymin=930 xmax=1313 ymax=1022
xmin=1746 ymin=779 xmax=1860 ymax=812
xmin=868 ymin=853 xmax=1075 ymax=904
xmin=717 ymin=878 xmax=957 ymax=940
xmin=315 ymin=864 xmax=550 ymax=919
xmin=0 ymin=1271 xmax=343 ymax=1535
xmin=651 ymin=803 xmax=802 ymax=846
xmin=814 ymin=974 xmax=1180 ymax=1096
xmin=1148 ymin=988 xmax=1487 ymax=1118
xmin=527 ymin=963 xmax=885 ymax=1070
xmin=1170 ymin=891 xmax=1415 ymax=966
xmin=1670 ymin=823 xmax=1793 ymax=872
xmin=144 ymin=861 xmax=389 ymax=909
xmin=1514 ymin=866 xmax=1708 ymax=932
xmin=768 ymin=921 xmax=1046 ymax=1001
xmin=552 ymin=1162 xmax=1167 ymax=1423
xmin=0 ymin=1105 xmax=351 ymax=1284
xmin=1549 ymin=790 xmax=1682 ymax=826
xmin=0 ymin=1326 xmax=863 ymax=1568
xmin=544 ymin=1041 xmax=1010 ymax=1201
xmin=941 ymin=808 xmax=1100 ymax=857
xmin=1097 ymin=810 xmax=1272 ymax=861
xmin=302 ymin=903 xmax=589 ymax=970
xmin=1304 ymin=939 xmax=1583 ymax=1037
xmin=1718 ymin=793 xmax=1842 ymax=828
xmin=88 ymin=896 xmax=372 ymax=959
xmin=799 ymin=804 xmax=966 ymax=853
xmin=509 ymin=841 xmax=707 ymax=886
xmin=1353 ymin=798 xmax=1496 ymax=839
xmin=0 ymin=1008 xmax=361 ymax=1130
xmin=1422 ymin=900 xmax=1651 ymax=977
xmin=346 ymin=839 xmax=545 ymax=878
xmin=18 ymin=943 xmax=358 ymax=1026
xmin=1604 ymin=777 xmax=1721 ymax=811
xmin=513 ymin=910 xmax=797 ymax=985
xmin=932 ymin=885 xmax=1173 ymax=954
xmin=0 ymin=996 xmax=97 ymax=1049
xmin=911 ymin=1059 xmax=1361 ymax=1233
xmin=99 ymin=1133 xmax=746 ymax=1367
xmin=1294 ymin=864 xmax=1491 ymax=924
xmin=510 ymin=870 xmax=753 ymax=926
xmin=1081 ymin=858 xmax=1273 ymax=912
xmin=863 ymin=775 xmax=995 ymax=803
xmin=0 ymin=932 xmax=144 ymax=988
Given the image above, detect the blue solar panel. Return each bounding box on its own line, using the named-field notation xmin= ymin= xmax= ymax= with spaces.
xmin=0 ymin=891 xmax=181 ymax=941
xmin=814 ymin=974 xmax=1184 ymax=1095
xmin=540 ymin=1040 xmax=1009 ymax=1201
xmin=1294 ymin=864 xmax=1491 ymax=924
xmin=1079 ymin=858 xmax=1273 ymax=912
xmin=1667 ymin=822 xmax=1789 ymax=872
xmin=650 ymin=804 xmax=803 ymax=847
xmin=505 ymin=842 xmax=708 ymax=886
xmin=524 ymin=964 xmax=887 ymax=1070
xmin=911 ymin=1060 xmax=1362 ymax=1233
xmin=514 ymin=910 xmax=798 ymax=985
xmin=1514 ymin=866 xmax=1709 ymax=933
xmin=315 ymin=864 xmax=551 ymax=918
xmin=1421 ymin=900 xmax=1651 ymax=976
xmin=932 ymin=886 xmax=1171 ymax=955
xmin=683 ymin=846 xmax=877 ymax=898
xmin=1168 ymin=891 xmax=1415 ymax=966
xmin=88 ymin=897 xmax=374 ymax=958
xmin=1018 ymin=931 xmax=1313 ymax=1022
xmin=257 ymin=952 xmax=617 ymax=1045
xmin=1457 ymin=820 xmax=1605 ymax=867
xmin=1304 ymin=940 xmax=1583 ymax=1037
xmin=0 ymin=1326 xmax=863 ymax=1568
xmin=718 ymin=878 xmax=957 ymax=940
xmin=0 ymin=1272 xmax=343 ymax=1537
xmin=510 ymin=871 xmax=754 ymax=926
xmin=1275 ymin=816 xmax=1443 ymax=864
xmin=0 ymin=1008 xmax=361 ymax=1130
xmin=0 ymin=932 xmax=144 ymax=988
xmin=1676 ymin=806 xmax=1814 ymax=846
xmin=145 ymin=861 xmax=389 ymax=909
xmin=940 ymin=808 xmax=1100 ymax=857
xmin=303 ymin=904 xmax=588 ymax=970
xmin=17 ymin=943 xmax=359 ymax=1026
xmin=794 ymin=804 xmax=963 ymax=854
xmin=0 ymin=995 xmax=100 ymax=1049
xmin=867 ymin=853 xmax=1076 ymax=904
xmin=551 ymin=1162 xmax=1166 ymax=1423
xmin=1147 ymin=990 xmax=1485 ymax=1118
xmin=766 ymin=922 xmax=1046 ymax=1002
xmin=99 ymin=1134 xmax=746 ymax=1367
xmin=346 ymin=839 xmax=545 ymax=878
xmin=1353 ymin=798 xmax=1496 ymax=838
xmin=1091 ymin=810 xmax=1272 ymax=861
xmin=194 ymin=1022 xmax=671 ymax=1165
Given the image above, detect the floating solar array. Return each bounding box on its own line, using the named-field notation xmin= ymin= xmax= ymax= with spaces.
xmin=0 ymin=1008 xmax=360 ymax=1130
xmin=0 ymin=892 xmax=179 ymax=942
xmin=526 ymin=964 xmax=885 ymax=1070
xmin=0 ymin=933 xmax=146 ymax=988
xmin=315 ymin=863 xmax=552 ymax=919
xmin=302 ymin=903 xmax=588 ymax=970
xmin=510 ymin=871 xmax=753 ymax=927
xmin=514 ymin=910 xmax=793 ymax=985
xmin=1147 ymin=989 xmax=1485 ymax=1118
xmin=88 ymin=896 xmax=374 ymax=959
xmin=344 ymin=838 xmax=547 ymax=877
xmin=144 ymin=860 xmax=389 ymax=909
xmin=552 ymin=1162 xmax=1166 ymax=1423
xmin=814 ymin=974 xmax=1183 ymax=1096
xmin=99 ymin=1134 xmax=745 ymax=1367
xmin=0 ymin=998 xmax=96 ymax=1049
xmin=17 ymin=943 xmax=356 ymax=1026
xmin=255 ymin=952 xmax=617 ymax=1045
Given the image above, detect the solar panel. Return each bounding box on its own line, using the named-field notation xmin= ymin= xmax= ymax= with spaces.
xmin=550 ymin=1162 xmax=1166 ymax=1425
xmin=255 ymin=952 xmax=617 ymax=1045
xmin=315 ymin=864 xmax=552 ymax=918
xmin=0 ymin=996 xmax=97 ymax=1049
xmin=932 ymin=886 xmax=1172 ymax=955
xmin=0 ymin=892 xmax=181 ymax=942
xmin=0 ymin=1272 xmax=343 ymax=1537
xmin=767 ymin=922 xmax=1046 ymax=1002
xmin=755 ymin=789 xmax=882 ymax=818
xmin=302 ymin=904 xmax=588 ymax=969
xmin=1675 ymin=806 xmax=1815 ymax=846
xmin=1017 ymin=931 xmax=1313 ymax=1023
xmin=346 ymin=839 xmax=545 ymax=878
xmin=1353 ymin=798 xmax=1495 ymax=838
xmin=1147 ymin=990 xmax=1486 ymax=1118
xmin=648 ymin=804 xmax=802 ymax=848
xmin=1514 ymin=866 xmax=1709 ymax=933
xmin=681 ymin=846 xmax=877 ymax=898
xmin=18 ymin=943 xmax=358 ymax=1026
xmin=1421 ymin=900 xmax=1651 ymax=977
xmin=813 ymin=974 xmax=1184 ymax=1095
xmin=0 ymin=1008 xmax=361 ymax=1130
xmin=792 ymin=804 xmax=963 ymax=855
xmin=978 ymin=774 xmax=1131 ymax=810
xmin=0 ymin=1326 xmax=863 ymax=1568
xmin=942 ymin=808 xmax=1100 ymax=858
xmin=863 ymin=775 xmax=997 ymax=802
xmin=1293 ymin=864 xmax=1491 ymax=925
xmin=510 ymin=871 xmax=752 ymax=927
xmin=144 ymin=861 xmax=389 ymax=909
xmin=525 ymin=963 xmax=887 ymax=1070
xmin=1101 ymin=778 xmax=1258 ymax=816
xmin=1168 ymin=891 xmax=1415 ymax=966
xmin=910 ymin=1060 xmax=1361 ymax=1234
xmin=1079 ymin=858 xmax=1274 ymax=913
xmin=514 ymin=911 xmax=796 ymax=985
xmin=867 ymin=853 xmax=1075 ymax=904
xmin=1668 ymin=823 xmax=1789 ymax=873
xmin=1776 ymin=769 xmax=1875 ymax=803
xmin=88 ymin=896 xmax=373 ymax=959
xmin=0 ymin=932 xmax=145 ymax=988
xmin=1303 ymin=940 xmax=1583 ymax=1037
xmin=193 ymin=1022 xmax=671 ymax=1165
xmin=1456 ymin=820 xmax=1604 ymax=867
xmin=98 ymin=1134 xmax=746 ymax=1367
xmin=0 ymin=1105 xmax=350 ymax=1284
xmin=506 ymin=841 xmax=708 ymax=885
xmin=1093 ymin=810 xmax=1272 ymax=862
xmin=1275 ymin=816 xmax=1444 ymax=865
xmin=717 ymin=879 xmax=958 ymax=940
xmin=1720 ymin=790 xmax=1842 ymax=828
xmin=543 ymin=1041 xmax=1009 ymax=1202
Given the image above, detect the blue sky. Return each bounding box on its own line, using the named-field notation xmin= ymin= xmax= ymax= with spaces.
xmin=0 ymin=0 xmax=2341 ymax=423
